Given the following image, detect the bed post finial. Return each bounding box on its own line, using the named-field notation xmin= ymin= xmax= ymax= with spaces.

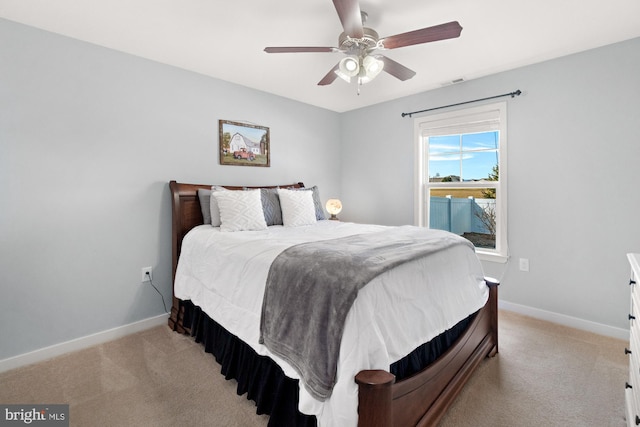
xmin=355 ymin=370 xmax=395 ymax=427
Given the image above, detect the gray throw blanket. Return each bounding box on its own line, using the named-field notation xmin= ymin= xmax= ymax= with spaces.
xmin=259 ymin=226 xmax=474 ymax=400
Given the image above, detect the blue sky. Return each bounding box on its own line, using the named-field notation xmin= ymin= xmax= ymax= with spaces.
xmin=428 ymin=131 xmax=499 ymax=181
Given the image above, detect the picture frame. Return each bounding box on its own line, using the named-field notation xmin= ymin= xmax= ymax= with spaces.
xmin=219 ymin=120 xmax=270 ymax=167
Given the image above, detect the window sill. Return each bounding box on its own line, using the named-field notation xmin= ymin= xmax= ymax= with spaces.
xmin=476 ymin=251 xmax=509 ymax=264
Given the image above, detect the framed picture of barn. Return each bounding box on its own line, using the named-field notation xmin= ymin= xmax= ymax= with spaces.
xmin=219 ymin=120 xmax=270 ymax=167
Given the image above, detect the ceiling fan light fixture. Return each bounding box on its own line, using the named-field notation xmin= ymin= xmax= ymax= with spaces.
xmin=364 ymin=55 xmax=383 ymax=74
xmin=339 ymin=56 xmax=360 ymax=77
xmin=335 ymin=69 xmax=352 ymax=83
xmin=265 ymin=4 xmax=464 ymax=90
xmin=359 ymin=55 xmax=384 ymax=84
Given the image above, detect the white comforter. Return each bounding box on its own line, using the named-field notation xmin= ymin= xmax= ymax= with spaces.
xmin=174 ymin=221 xmax=488 ymax=427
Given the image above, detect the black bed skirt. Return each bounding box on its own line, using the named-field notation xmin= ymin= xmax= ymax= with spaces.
xmin=180 ymin=300 xmax=474 ymax=427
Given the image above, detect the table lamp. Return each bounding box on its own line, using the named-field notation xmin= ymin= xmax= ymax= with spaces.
xmin=325 ymin=199 xmax=342 ymax=220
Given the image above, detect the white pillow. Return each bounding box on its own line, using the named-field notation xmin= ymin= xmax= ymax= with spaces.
xmin=278 ymin=188 xmax=317 ymax=227
xmin=212 ymin=189 xmax=268 ymax=232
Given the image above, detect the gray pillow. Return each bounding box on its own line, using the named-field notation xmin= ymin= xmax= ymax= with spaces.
xmin=293 ymin=186 xmax=326 ymax=220
xmin=197 ymin=188 xmax=212 ymax=224
xmin=197 ymin=186 xmax=225 ymax=226
xmin=260 ymin=188 xmax=283 ymax=226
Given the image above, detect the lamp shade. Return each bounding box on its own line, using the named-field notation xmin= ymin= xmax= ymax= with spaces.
xmin=326 ymin=199 xmax=342 ymax=220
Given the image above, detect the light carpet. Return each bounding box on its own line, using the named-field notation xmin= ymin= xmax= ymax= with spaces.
xmin=0 ymin=310 xmax=628 ymax=426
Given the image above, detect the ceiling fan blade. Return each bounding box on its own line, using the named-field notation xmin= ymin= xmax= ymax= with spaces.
xmin=332 ymin=0 xmax=364 ymax=38
xmin=379 ymin=56 xmax=416 ymax=81
xmin=318 ymin=63 xmax=340 ymax=86
xmin=264 ymin=47 xmax=336 ymax=53
xmin=381 ymin=21 xmax=463 ymax=50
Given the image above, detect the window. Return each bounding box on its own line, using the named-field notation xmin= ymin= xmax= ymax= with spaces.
xmin=414 ymin=102 xmax=508 ymax=262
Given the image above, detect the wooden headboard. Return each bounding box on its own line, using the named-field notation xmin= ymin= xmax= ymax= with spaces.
xmin=168 ymin=180 xmax=304 ymax=331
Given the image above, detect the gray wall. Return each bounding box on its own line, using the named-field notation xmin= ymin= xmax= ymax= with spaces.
xmin=0 ymin=19 xmax=341 ymax=360
xmin=1 ymin=16 xmax=638 ymax=361
xmin=340 ymin=37 xmax=640 ymax=331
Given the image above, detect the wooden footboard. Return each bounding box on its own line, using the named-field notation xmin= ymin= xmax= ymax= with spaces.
xmin=355 ymin=280 xmax=498 ymax=427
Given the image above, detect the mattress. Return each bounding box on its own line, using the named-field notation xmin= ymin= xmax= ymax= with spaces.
xmin=174 ymin=220 xmax=488 ymax=427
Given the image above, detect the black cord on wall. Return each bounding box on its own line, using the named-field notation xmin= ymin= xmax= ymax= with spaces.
xmin=146 ymin=272 xmax=168 ymax=314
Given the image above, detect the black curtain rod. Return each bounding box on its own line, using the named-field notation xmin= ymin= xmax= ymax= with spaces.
xmin=401 ymin=89 xmax=522 ymax=118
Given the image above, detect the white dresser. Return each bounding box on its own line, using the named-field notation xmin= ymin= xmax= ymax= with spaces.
xmin=627 ymin=253 xmax=640 ymax=426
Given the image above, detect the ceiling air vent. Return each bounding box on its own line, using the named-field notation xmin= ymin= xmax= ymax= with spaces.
xmin=441 ymin=77 xmax=465 ymax=87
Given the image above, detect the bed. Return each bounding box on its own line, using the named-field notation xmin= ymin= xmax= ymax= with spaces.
xmin=168 ymin=180 xmax=498 ymax=427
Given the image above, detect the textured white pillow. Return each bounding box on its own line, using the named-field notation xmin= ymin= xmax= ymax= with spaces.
xmin=278 ymin=188 xmax=317 ymax=227
xmin=212 ymin=189 xmax=267 ymax=232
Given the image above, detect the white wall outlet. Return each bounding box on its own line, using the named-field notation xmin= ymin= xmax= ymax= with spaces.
xmin=141 ymin=266 xmax=152 ymax=282
xmin=519 ymin=258 xmax=530 ymax=272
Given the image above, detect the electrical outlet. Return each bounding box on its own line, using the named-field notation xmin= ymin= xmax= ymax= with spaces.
xmin=519 ymin=258 xmax=529 ymax=272
xmin=141 ymin=266 xmax=153 ymax=282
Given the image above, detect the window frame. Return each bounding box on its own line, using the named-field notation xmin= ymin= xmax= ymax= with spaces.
xmin=413 ymin=101 xmax=508 ymax=263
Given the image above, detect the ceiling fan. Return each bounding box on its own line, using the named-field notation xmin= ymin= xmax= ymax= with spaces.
xmin=264 ymin=0 xmax=463 ymax=89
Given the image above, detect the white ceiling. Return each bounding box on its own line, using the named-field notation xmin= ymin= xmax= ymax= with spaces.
xmin=2 ymin=0 xmax=639 ymax=112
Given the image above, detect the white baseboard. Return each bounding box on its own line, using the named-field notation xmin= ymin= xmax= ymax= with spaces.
xmin=499 ymin=299 xmax=629 ymax=341
xmin=1 ymin=304 xmax=628 ymax=373
xmin=0 ymin=313 xmax=169 ymax=373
